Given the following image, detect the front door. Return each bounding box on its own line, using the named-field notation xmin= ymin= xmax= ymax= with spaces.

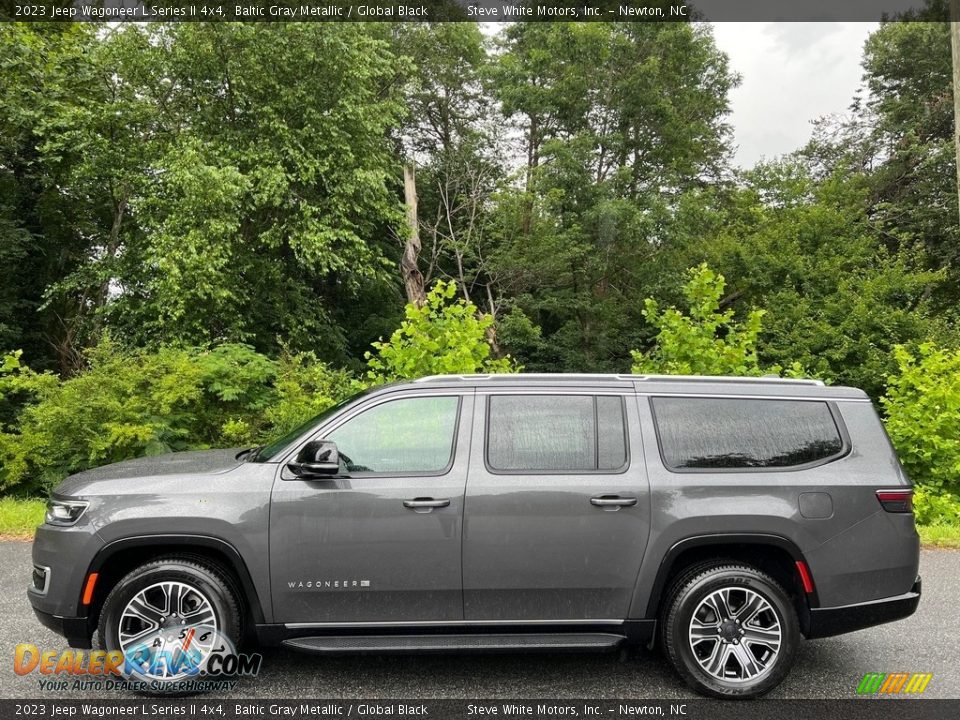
xmin=270 ymin=391 xmax=472 ymax=623
xmin=462 ymin=391 xmax=650 ymax=621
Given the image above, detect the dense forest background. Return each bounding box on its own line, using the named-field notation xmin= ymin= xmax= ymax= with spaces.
xmin=1 ymin=5 xmax=959 ymax=519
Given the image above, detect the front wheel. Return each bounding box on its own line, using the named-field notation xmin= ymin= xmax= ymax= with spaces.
xmin=98 ymin=557 xmax=241 ymax=691
xmin=661 ymin=562 xmax=800 ymax=699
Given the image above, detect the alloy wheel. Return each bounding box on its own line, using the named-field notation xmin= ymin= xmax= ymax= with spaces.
xmin=118 ymin=580 xmax=219 ymax=681
xmin=687 ymin=586 xmax=782 ymax=682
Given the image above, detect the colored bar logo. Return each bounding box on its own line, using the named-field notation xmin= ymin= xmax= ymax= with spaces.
xmin=857 ymin=673 xmax=933 ymax=695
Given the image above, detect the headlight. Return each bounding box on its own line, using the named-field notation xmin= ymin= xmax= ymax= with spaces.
xmin=45 ymin=499 xmax=89 ymax=527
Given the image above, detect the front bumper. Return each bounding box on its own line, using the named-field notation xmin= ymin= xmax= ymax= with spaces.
xmin=32 ymin=607 xmax=92 ymax=649
xmin=806 ymin=576 xmax=921 ymax=639
xmin=28 ymin=522 xmax=104 ymax=649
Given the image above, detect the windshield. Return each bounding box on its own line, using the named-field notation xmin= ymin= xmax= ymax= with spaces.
xmin=252 ymin=390 xmax=369 ymax=462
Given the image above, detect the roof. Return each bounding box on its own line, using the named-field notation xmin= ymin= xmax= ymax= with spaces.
xmin=402 ymin=373 xmax=869 ymax=401
xmin=413 ymin=373 xmax=824 ymax=386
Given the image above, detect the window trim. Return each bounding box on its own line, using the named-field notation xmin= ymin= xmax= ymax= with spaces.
xmin=483 ymin=393 xmax=630 ymax=476
xmin=283 ymin=393 xmax=464 ymax=479
xmin=648 ymin=396 xmax=851 ymax=474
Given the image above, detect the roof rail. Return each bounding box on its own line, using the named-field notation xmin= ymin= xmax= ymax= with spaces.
xmin=412 ymin=373 xmax=825 ymax=386
xmin=633 ymin=374 xmax=825 ymax=386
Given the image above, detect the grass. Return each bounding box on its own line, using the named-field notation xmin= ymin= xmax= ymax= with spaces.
xmin=0 ymin=497 xmax=45 ymax=539
xmin=0 ymin=495 xmax=958 ymax=547
xmin=917 ymin=523 xmax=960 ymax=548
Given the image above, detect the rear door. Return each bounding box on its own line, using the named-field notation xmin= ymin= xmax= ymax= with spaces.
xmin=461 ymin=389 xmax=651 ymax=621
xmin=270 ymin=391 xmax=472 ymax=623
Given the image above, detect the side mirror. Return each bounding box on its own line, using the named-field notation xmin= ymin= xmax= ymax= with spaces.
xmin=287 ymin=440 xmax=340 ymax=479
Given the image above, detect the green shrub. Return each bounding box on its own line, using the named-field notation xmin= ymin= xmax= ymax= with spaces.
xmin=912 ymin=486 xmax=960 ymax=526
xmin=882 ymin=343 xmax=960 ymax=499
xmin=365 ymin=280 xmax=519 ymax=383
xmin=0 ymin=341 xmax=352 ymax=494
xmin=263 ymin=350 xmax=355 ymax=437
xmin=631 ymin=264 xmax=810 ymax=379
xmin=0 ymin=285 xmax=516 ymax=495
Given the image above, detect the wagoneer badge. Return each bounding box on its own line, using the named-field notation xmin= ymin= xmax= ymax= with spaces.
xmin=287 ymin=579 xmax=371 ymax=589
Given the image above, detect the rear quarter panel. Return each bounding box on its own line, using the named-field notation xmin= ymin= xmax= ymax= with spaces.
xmin=629 ymin=394 xmax=919 ymax=618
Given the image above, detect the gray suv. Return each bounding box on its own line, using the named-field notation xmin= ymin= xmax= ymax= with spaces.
xmin=29 ymin=374 xmax=920 ymax=698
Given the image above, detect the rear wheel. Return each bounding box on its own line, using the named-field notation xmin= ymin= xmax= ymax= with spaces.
xmin=661 ymin=562 xmax=799 ymax=699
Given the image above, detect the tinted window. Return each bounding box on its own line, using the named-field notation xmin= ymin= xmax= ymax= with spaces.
xmin=487 ymin=395 xmax=627 ymax=472
xmin=652 ymin=397 xmax=844 ymax=470
xmin=328 ymin=396 xmax=459 ymax=474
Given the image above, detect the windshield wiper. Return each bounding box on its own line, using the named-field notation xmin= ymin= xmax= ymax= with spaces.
xmin=236 ymin=445 xmax=264 ymax=462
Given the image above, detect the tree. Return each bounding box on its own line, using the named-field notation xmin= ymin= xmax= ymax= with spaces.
xmin=850 ymin=1 xmax=959 ymax=310
xmin=950 ymin=0 xmax=960 ymax=222
xmin=2 ymin=23 xmax=411 ymax=369
xmin=365 ymin=280 xmax=518 ymax=383
xmin=400 ymin=162 xmax=426 ymax=307
xmin=669 ymin=161 xmax=949 ymax=398
xmin=392 ymin=23 xmax=505 ymax=343
xmin=490 ymin=23 xmax=739 ymax=372
xmin=0 ymin=24 xmax=106 ymax=374
xmin=630 ymin=264 xmax=773 ymax=377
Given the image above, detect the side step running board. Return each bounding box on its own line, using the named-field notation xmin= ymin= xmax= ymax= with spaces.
xmin=283 ymin=633 xmax=625 ymax=654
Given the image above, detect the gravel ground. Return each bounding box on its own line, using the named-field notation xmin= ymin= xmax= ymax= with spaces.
xmin=1 ymin=541 xmax=957 ymax=699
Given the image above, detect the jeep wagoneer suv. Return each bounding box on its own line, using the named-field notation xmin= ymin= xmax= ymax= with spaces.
xmin=29 ymin=374 xmax=920 ymax=698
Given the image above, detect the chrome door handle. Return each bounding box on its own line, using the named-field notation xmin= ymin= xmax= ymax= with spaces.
xmin=403 ymin=497 xmax=451 ymax=511
xmin=590 ymin=495 xmax=638 ymax=509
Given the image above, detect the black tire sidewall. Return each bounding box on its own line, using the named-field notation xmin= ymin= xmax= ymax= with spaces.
xmin=666 ymin=566 xmax=799 ymax=699
xmin=99 ymin=560 xmax=241 ymax=665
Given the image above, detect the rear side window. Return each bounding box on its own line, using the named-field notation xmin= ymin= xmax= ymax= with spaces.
xmin=486 ymin=395 xmax=627 ymax=473
xmin=651 ymin=397 xmax=845 ymax=471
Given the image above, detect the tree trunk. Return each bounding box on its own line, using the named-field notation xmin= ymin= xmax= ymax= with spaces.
xmin=401 ymin=162 xmax=426 ymax=307
xmin=952 ymin=0 xmax=960 ymax=224
xmin=484 ymin=281 xmax=503 ymax=359
xmin=522 ymin=115 xmax=539 ymax=236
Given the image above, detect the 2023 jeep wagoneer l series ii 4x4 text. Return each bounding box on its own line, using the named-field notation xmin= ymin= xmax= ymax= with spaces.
xmin=29 ymin=374 xmax=920 ymax=698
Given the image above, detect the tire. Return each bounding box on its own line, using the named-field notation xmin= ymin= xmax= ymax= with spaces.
xmin=98 ymin=557 xmax=242 ymax=691
xmin=660 ymin=562 xmax=799 ymax=699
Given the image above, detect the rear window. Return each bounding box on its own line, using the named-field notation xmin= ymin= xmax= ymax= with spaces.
xmin=651 ymin=397 xmax=845 ymax=471
xmin=486 ymin=395 xmax=627 ymax=473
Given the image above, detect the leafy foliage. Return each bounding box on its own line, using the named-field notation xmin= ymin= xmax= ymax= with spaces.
xmin=1 ymin=15 xmax=959 ymax=525
xmin=486 ymin=22 xmax=738 ymax=372
xmin=631 ymin=264 xmax=791 ymax=377
xmin=0 ymin=342 xmax=352 ymax=494
xmin=912 ymin=487 xmax=960 ymax=527
xmin=882 ymin=344 xmax=960 ymax=496
xmin=1 ymin=23 xmax=408 ymax=371
xmin=366 ymin=281 xmax=519 ymax=383
xmin=668 ymin=162 xmax=948 ymax=398
xmin=262 ymin=351 xmax=355 ymax=442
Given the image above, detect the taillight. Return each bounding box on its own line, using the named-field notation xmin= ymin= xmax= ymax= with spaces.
xmin=876 ymin=489 xmax=913 ymax=513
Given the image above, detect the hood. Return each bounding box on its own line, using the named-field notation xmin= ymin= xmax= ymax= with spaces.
xmin=54 ymin=448 xmax=247 ymax=497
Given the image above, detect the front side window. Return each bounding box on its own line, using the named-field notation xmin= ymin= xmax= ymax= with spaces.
xmin=651 ymin=397 xmax=845 ymax=471
xmin=486 ymin=394 xmax=627 ymax=473
xmin=327 ymin=395 xmax=460 ymax=474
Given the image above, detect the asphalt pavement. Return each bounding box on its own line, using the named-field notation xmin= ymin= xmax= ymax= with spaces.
xmin=1 ymin=541 xmax=957 ymax=699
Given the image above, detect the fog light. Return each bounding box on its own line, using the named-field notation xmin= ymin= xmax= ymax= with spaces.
xmin=32 ymin=565 xmax=50 ymax=594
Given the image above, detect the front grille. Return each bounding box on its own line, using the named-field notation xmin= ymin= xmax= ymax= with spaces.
xmin=32 ymin=565 xmax=49 ymax=594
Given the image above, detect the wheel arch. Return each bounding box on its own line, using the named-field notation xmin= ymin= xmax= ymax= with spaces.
xmin=644 ymin=533 xmax=817 ymax=630
xmin=82 ymin=534 xmax=266 ymax=639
